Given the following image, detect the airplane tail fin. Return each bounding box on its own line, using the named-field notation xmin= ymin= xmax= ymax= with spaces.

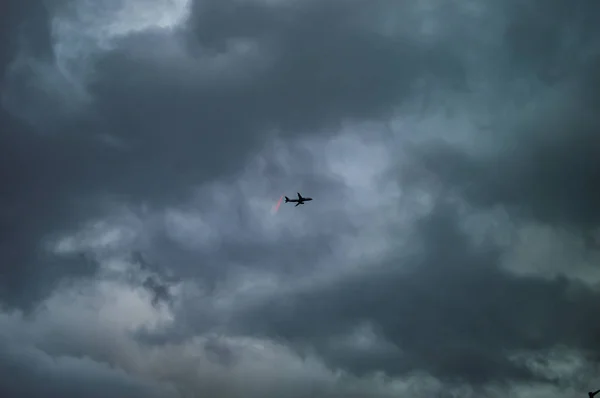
xmin=284 ymin=196 xmax=290 ymax=203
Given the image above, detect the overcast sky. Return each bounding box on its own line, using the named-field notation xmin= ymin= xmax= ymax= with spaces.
xmin=1 ymin=0 xmax=600 ymax=397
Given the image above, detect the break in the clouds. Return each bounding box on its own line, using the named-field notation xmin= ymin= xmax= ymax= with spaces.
xmin=2 ymin=0 xmax=600 ymax=397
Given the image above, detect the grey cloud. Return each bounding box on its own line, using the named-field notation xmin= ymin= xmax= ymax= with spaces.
xmin=403 ymin=0 xmax=600 ymax=231
xmin=411 ymin=114 xmax=600 ymax=230
xmin=0 ymin=280 xmax=432 ymax=398
xmin=503 ymin=0 xmax=600 ymax=83
xmin=143 ymin=275 xmax=172 ymax=307
xmin=186 ymin=0 xmax=466 ymax=126
xmin=0 ymin=116 xmax=104 ymax=307
xmin=1 ymin=0 xmax=465 ymax=307
xmin=2 ymin=0 xmax=600 ymax=396
xmin=76 ymin=0 xmax=466 ymax=203
xmin=0 ymin=342 xmax=175 ymax=398
xmin=96 ymin=135 xmax=370 ymax=288
xmin=203 ymin=335 xmax=238 ymax=367
xmin=235 ymin=204 xmax=600 ymax=384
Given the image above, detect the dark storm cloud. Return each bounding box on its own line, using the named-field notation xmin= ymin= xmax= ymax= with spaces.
xmin=142 ymin=275 xmax=172 ymax=306
xmin=503 ymin=0 xmax=600 ymax=83
xmin=2 ymin=0 xmax=600 ymax=396
xmin=0 ymin=0 xmax=465 ymax=307
xmin=186 ymin=0 xmax=466 ymax=126
xmin=412 ymin=122 xmax=600 ymax=230
xmin=0 ymin=0 xmax=51 ymax=72
xmin=404 ymin=0 xmax=600 ymax=231
xmin=0 ymin=0 xmax=110 ymax=307
xmin=80 ymin=0 xmax=465 ymax=203
xmin=0 ymin=343 xmax=175 ymax=398
xmin=125 ymin=141 xmax=356 ymax=290
xmin=0 ymin=0 xmax=472 ymax=307
xmin=0 ymin=115 xmax=105 ymax=307
xmin=235 ymin=203 xmax=600 ymax=384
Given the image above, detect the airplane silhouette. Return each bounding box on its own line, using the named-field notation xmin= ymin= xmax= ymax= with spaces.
xmin=589 ymin=390 xmax=600 ymax=398
xmin=285 ymin=192 xmax=313 ymax=207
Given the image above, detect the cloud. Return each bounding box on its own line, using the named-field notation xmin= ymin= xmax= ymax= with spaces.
xmin=2 ymin=0 xmax=600 ymax=396
xmin=0 ymin=344 xmax=176 ymax=398
xmin=0 ymin=270 xmax=445 ymax=398
xmin=233 ymin=204 xmax=600 ymax=384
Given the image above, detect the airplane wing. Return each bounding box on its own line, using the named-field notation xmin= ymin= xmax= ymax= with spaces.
xmin=295 ymin=202 xmax=301 ymax=207
xmin=297 ymin=192 xmax=302 ymax=200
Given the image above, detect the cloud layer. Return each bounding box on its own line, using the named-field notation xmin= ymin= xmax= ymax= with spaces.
xmin=2 ymin=0 xmax=600 ymax=396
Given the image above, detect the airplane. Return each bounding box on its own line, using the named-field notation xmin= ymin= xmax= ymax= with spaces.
xmin=285 ymin=192 xmax=313 ymax=207
xmin=589 ymin=390 xmax=600 ymax=398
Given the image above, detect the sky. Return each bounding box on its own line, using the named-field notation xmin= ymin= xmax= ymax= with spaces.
xmin=1 ymin=0 xmax=600 ymax=397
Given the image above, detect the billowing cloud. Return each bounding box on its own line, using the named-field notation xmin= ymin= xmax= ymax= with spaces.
xmin=2 ymin=0 xmax=600 ymax=396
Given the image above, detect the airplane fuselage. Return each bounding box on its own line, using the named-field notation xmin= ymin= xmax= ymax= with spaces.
xmin=288 ymin=198 xmax=312 ymax=203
